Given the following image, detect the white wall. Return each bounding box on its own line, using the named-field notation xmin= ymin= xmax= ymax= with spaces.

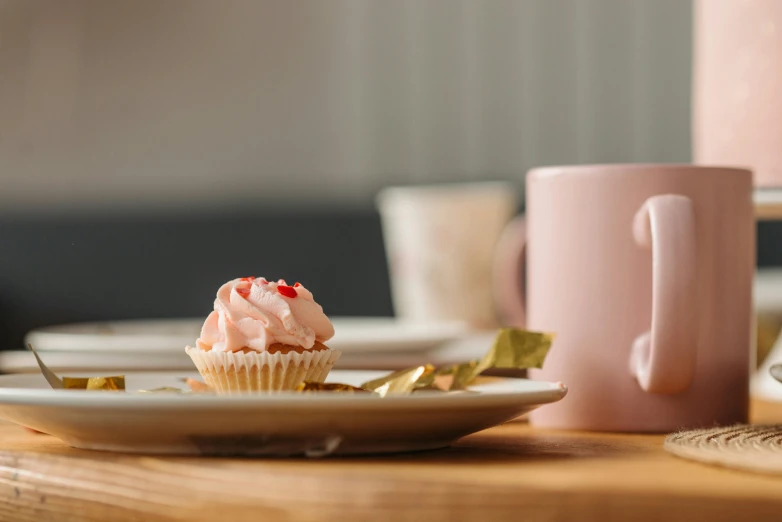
xmin=0 ymin=0 xmax=691 ymax=213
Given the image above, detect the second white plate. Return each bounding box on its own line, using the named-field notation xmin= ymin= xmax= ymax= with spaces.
xmin=24 ymin=317 xmax=469 ymax=354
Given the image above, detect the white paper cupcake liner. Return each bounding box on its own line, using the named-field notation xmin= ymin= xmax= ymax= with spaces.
xmin=185 ymin=347 xmax=341 ymax=395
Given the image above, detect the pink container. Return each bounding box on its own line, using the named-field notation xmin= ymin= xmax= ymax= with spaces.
xmin=496 ymin=165 xmax=754 ymax=432
xmin=693 ymin=0 xmax=782 ymax=187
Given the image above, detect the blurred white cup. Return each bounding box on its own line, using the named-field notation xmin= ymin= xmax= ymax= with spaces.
xmin=376 ymin=182 xmax=518 ymax=329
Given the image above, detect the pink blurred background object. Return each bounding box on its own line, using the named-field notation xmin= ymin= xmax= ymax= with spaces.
xmin=693 ymin=0 xmax=782 ymax=187
xmin=497 ymin=165 xmax=754 ymax=432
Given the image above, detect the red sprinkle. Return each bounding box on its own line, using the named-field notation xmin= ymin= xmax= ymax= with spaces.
xmin=294 ymin=282 xmax=301 ymax=287
xmin=240 ymin=277 xmax=255 ymax=282
xmin=277 ymin=285 xmax=297 ymax=298
xmin=236 ymin=287 xmax=251 ymax=298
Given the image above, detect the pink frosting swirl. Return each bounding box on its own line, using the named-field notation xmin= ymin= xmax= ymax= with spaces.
xmin=194 ymin=277 xmax=335 ymax=353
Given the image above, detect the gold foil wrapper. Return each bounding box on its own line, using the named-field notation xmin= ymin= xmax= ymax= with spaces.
xmin=295 ymin=382 xmax=371 ymax=393
xmin=360 ymin=364 xmax=436 ymax=397
xmin=488 ymin=328 xmax=554 ymax=369
xmin=27 ymin=343 xmax=126 ymax=391
xmin=346 ymin=328 xmax=552 ymax=394
xmin=438 ymin=328 xmax=554 ymax=390
xmin=62 ymin=376 xmax=126 ymax=391
xmin=27 ymin=343 xmax=209 ymax=394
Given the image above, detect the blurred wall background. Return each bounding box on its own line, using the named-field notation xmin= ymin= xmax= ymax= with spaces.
xmin=1 ymin=0 xmax=690 ymax=213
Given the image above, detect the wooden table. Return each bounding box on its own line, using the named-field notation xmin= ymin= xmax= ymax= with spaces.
xmin=1 ymin=401 xmax=782 ymax=522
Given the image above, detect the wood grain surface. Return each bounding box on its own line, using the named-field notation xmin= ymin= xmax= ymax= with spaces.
xmin=0 ymin=401 xmax=781 ymax=522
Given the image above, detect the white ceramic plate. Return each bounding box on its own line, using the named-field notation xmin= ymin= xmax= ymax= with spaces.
xmin=24 ymin=317 xmax=469 ymax=354
xmin=0 ymin=371 xmax=567 ymax=456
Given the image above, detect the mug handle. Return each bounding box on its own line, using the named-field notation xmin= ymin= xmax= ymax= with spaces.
xmin=629 ymin=195 xmax=698 ymax=395
xmin=492 ymin=215 xmax=527 ymax=327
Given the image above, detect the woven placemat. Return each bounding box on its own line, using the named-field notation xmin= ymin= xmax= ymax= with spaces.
xmin=665 ymin=425 xmax=782 ymax=475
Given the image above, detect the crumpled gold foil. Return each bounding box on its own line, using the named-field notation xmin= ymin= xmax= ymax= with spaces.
xmin=360 ymin=364 xmax=436 ymax=397
xmin=353 ymin=329 xmax=554 ymax=394
xmin=27 ymin=343 xmax=126 ymax=391
xmin=62 ymin=376 xmax=126 ymax=391
xmin=436 ymin=329 xmax=554 ymax=390
xmin=295 ymin=382 xmax=371 ymax=393
xmin=27 ymin=343 xmax=213 ymax=393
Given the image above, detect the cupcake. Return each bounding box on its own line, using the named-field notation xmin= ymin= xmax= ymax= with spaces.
xmin=185 ymin=277 xmax=340 ymax=394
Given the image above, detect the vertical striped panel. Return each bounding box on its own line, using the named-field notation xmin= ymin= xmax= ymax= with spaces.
xmin=0 ymin=0 xmax=693 ymax=211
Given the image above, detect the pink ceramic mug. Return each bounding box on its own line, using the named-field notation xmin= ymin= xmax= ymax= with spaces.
xmin=495 ymin=164 xmax=754 ymax=432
